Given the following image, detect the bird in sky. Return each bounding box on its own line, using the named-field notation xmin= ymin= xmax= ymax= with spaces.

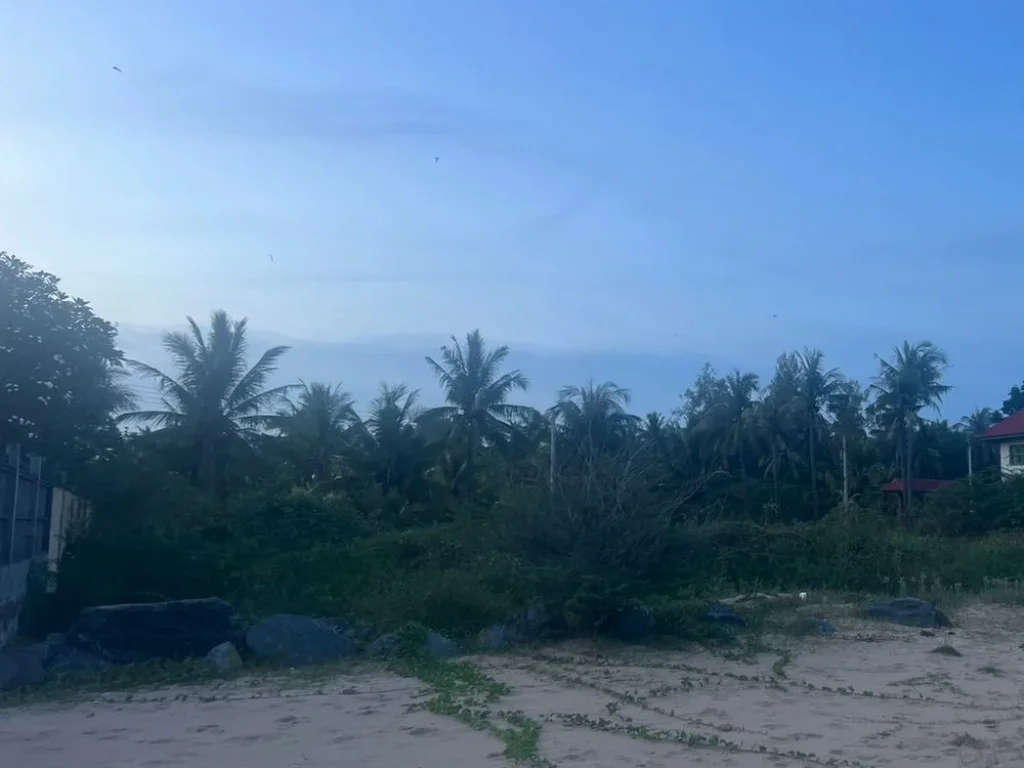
xmin=112 ymin=66 xmax=122 ymax=73
xmin=268 ymin=254 xmax=274 ymax=262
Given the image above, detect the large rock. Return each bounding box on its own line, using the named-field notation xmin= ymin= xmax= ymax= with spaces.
xmin=368 ymin=630 xmax=457 ymax=660
xmin=706 ymin=603 xmax=746 ymax=626
xmin=205 ymin=641 xmax=244 ymax=672
xmin=0 ymin=647 xmax=46 ymax=691
xmin=246 ymin=615 xmax=358 ymax=666
xmin=478 ymin=624 xmax=518 ymax=651
xmin=69 ymin=597 xmax=246 ymax=663
xmin=425 ymin=631 xmax=456 ymax=659
xmin=368 ymin=632 xmax=403 ymax=660
xmin=865 ymin=597 xmax=952 ymax=628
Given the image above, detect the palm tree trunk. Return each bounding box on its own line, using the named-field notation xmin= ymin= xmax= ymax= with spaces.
xmin=904 ymin=420 xmax=913 ymax=516
xmin=464 ymin=425 xmax=477 ymax=499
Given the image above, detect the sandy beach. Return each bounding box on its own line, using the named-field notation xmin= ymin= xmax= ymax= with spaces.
xmin=3 ymin=602 xmax=1023 ymax=768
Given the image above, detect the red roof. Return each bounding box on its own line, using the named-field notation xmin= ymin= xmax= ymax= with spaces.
xmin=982 ymin=411 xmax=1024 ymax=441
xmin=880 ymin=479 xmax=953 ymax=494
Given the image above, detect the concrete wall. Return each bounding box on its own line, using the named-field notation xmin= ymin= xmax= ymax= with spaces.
xmin=1000 ymin=441 xmax=1024 ymax=477
xmin=0 ymin=559 xmax=31 ymax=650
xmin=0 ymin=487 xmax=88 ymax=649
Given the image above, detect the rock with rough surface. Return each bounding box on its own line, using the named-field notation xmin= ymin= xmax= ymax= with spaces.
xmin=368 ymin=632 xmax=402 ymax=660
xmin=0 ymin=647 xmax=46 ymax=691
xmin=478 ymin=624 xmax=517 ymax=650
xmin=48 ymin=645 xmax=113 ymax=676
xmin=425 ymin=631 xmax=456 ymax=659
xmin=69 ymin=597 xmax=246 ymax=663
xmin=246 ymin=615 xmax=357 ymax=666
xmin=706 ymin=603 xmax=746 ymax=626
xmin=865 ymin=597 xmax=951 ymax=628
xmin=205 ymin=641 xmax=244 ymax=672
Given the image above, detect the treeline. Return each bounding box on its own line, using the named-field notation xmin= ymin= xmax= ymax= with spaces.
xmin=5 ymin=252 xmax=1024 ymax=641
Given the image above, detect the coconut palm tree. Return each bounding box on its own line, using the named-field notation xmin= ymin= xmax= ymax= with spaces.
xmin=957 ymin=407 xmax=1000 ymax=473
xmin=555 ymin=380 xmax=641 ymax=455
xmin=347 ymin=383 xmax=431 ymax=495
xmin=755 ymin=387 xmax=799 ymax=507
xmin=700 ymin=370 xmax=759 ymax=512
xmin=272 ymin=381 xmax=356 ymax=482
xmin=424 ymin=329 xmax=532 ymax=496
xmin=870 ymin=341 xmax=951 ymax=514
xmin=796 ymin=349 xmax=845 ymax=517
xmin=121 ymin=310 xmax=294 ymax=491
xmin=827 ymin=379 xmax=868 ymax=506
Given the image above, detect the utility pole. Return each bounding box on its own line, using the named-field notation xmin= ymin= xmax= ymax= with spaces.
xmin=549 ymin=408 xmax=557 ymax=491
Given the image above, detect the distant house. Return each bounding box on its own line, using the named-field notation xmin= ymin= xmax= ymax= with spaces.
xmin=981 ymin=411 xmax=1024 ymax=478
xmin=880 ymin=478 xmax=954 ymax=512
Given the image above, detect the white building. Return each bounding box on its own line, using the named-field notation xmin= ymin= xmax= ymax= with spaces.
xmin=982 ymin=411 xmax=1024 ymax=477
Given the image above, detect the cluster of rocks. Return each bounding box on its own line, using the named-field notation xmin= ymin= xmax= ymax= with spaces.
xmin=0 ymin=594 xmax=951 ymax=692
xmin=0 ymin=597 xmax=460 ymax=692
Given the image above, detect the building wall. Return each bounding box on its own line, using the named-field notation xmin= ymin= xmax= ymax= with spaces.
xmin=47 ymin=488 xmax=91 ymax=575
xmin=1000 ymin=441 xmax=1024 ymax=477
xmin=0 ymin=559 xmax=31 ymax=649
xmin=0 ymin=488 xmax=89 ymax=649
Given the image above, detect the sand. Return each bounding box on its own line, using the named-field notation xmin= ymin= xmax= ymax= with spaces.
xmin=2 ymin=602 xmax=1024 ymax=767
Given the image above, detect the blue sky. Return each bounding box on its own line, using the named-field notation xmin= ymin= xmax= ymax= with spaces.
xmin=2 ymin=1 xmax=1022 ymax=417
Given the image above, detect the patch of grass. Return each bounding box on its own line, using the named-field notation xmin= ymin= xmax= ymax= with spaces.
xmin=392 ymin=652 xmax=551 ymax=767
xmin=771 ymin=651 xmax=793 ymax=679
xmin=0 ymin=658 xmax=230 ymax=709
xmin=977 ymin=665 xmax=1003 ymax=676
xmin=0 ymin=655 xmax=364 ymax=710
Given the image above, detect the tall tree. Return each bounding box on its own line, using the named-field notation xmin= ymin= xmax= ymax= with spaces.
xmin=0 ymin=252 xmax=133 ymax=471
xmin=701 ymin=370 xmax=759 ymax=512
xmin=347 ymin=383 xmax=432 ymax=496
xmin=122 ymin=310 xmax=293 ymax=492
xmin=870 ymin=341 xmax=951 ymax=514
xmin=957 ymin=407 xmax=1000 ymax=473
xmin=272 ymin=381 xmax=356 ymax=482
xmin=424 ymin=330 xmax=531 ymax=496
xmin=827 ymin=379 xmax=868 ymax=505
xmin=556 ymin=380 xmax=640 ymax=455
xmin=796 ymin=349 xmax=845 ymax=517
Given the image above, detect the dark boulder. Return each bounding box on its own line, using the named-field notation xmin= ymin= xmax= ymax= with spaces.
xmin=368 ymin=632 xmax=403 ymax=660
xmin=69 ymin=598 xmax=246 ymax=663
xmin=425 ymin=631 xmax=456 ymax=659
xmin=0 ymin=647 xmax=46 ymax=691
xmin=368 ymin=630 xmax=457 ymax=660
xmin=609 ymin=604 xmax=656 ymax=641
xmin=478 ymin=624 xmax=518 ymax=651
xmin=48 ymin=645 xmax=113 ymax=676
xmin=706 ymin=603 xmax=746 ymax=626
xmin=246 ymin=615 xmax=358 ymax=666
xmin=205 ymin=641 xmax=244 ymax=672
xmin=865 ymin=598 xmax=952 ymax=629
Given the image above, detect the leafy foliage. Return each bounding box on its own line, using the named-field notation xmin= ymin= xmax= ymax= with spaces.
xmin=0 ymin=252 xmax=130 ymax=474
xmin=7 ymin=253 xmax=1024 ymax=643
